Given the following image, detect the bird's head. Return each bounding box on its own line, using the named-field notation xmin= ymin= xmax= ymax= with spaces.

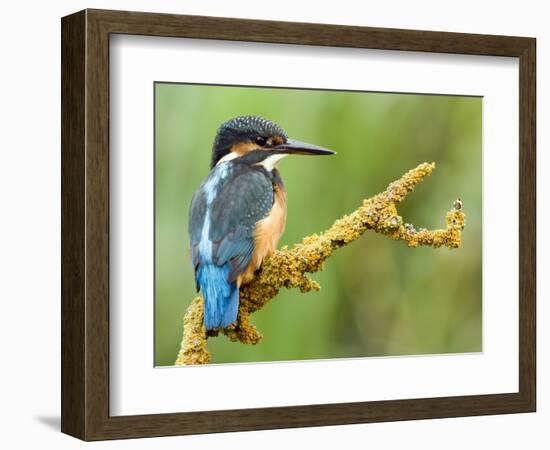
xmin=210 ymin=116 xmax=335 ymax=169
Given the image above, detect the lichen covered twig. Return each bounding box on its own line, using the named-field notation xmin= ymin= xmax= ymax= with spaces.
xmin=175 ymin=162 xmax=465 ymax=365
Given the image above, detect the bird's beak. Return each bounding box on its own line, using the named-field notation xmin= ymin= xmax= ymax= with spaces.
xmin=274 ymin=138 xmax=336 ymax=156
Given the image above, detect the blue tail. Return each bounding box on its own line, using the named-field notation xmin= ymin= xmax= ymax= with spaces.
xmin=197 ymin=264 xmax=239 ymax=330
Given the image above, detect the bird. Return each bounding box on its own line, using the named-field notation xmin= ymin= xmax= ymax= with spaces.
xmin=188 ymin=116 xmax=335 ymax=331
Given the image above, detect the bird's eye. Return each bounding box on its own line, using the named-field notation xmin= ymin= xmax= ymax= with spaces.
xmin=255 ymin=136 xmax=267 ymax=146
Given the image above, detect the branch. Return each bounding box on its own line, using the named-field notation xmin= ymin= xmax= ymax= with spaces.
xmin=175 ymin=162 xmax=465 ymax=365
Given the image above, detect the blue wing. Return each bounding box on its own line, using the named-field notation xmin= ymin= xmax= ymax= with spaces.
xmin=187 ymin=162 xmax=274 ymax=329
xmin=189 ymin=163 xmax=274 ymax=280
xmin=210 ymin=168 xmax=274 ymax=281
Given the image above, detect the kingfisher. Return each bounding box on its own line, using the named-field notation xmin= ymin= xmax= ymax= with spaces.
xmin=188 ymin=116 xmax=335 ymax=331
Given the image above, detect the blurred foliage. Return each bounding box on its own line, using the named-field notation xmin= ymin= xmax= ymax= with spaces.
xmin=154 ymin=83 xmax=482 ymax=366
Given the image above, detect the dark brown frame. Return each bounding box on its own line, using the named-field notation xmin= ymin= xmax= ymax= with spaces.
xmin=61 ymin=8 xmax=536 ymax=441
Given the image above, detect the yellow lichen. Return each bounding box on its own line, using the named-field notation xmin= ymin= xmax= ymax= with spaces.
xmin=175 ymin=162 xmax=465 ymax=365
xmin=174 ymin=297 xmax=210 ymax=365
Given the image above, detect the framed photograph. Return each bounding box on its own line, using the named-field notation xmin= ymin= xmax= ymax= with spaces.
xmin=61 ymin=9 xmax=536 ymax=440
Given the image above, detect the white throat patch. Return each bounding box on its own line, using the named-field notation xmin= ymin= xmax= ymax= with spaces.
xmin=255 ymin=153 xmax=288 ymax=171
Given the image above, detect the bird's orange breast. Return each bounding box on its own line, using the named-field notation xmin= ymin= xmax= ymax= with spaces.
xmin=237 ymin=183 xmax=287 ymax=287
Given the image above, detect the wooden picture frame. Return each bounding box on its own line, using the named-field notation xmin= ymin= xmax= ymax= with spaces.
xmin=61 ymin=8 xmax=536 ymax=441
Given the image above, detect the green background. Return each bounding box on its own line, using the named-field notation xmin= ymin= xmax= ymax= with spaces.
xmin=155 ymin=83 xmax=482 ymax=366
